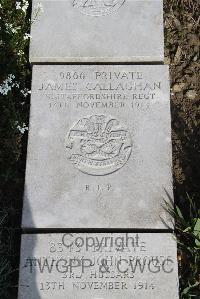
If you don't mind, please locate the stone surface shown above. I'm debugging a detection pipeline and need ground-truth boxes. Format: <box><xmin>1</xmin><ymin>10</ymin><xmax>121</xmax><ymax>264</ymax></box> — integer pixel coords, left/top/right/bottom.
<box><xmin>30</xmin><ymin>0</ymin><xmax>164</xmax><ymax>63</ymax></box>
<box><xmin>18</xmin><ymin>233</ymin><xmax>179</xmax><ymax>299</ymax></box>
<box><xmin>22</xmin><ymin>65</ymin><xmax>173</xmax><ymax>229</ymax></box>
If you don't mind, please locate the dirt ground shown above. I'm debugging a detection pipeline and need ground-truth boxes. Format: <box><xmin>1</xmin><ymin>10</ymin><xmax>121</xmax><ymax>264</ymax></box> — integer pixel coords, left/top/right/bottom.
<box><xmin>164</xmin><ymin>0</ymin><xmax>199</xmax><ymax>213</ymax></box>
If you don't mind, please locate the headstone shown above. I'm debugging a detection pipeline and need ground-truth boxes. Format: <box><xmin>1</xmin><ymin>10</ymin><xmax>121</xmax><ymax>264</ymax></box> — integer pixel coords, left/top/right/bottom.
<box><xmin>18</xmin><ymin>233</ymin><xmax>179</xmax><ymax>299</ymax></box>
<box><xmin>18</xmin><ymin>0</ymin><xmax>180</xmax><ymax>297</ymax></box>
<box><xmin>22</xmin><ymin>65</ymin><xmax>173</xmax><ymax>229</ymax></box>
<box><xmin>30</xmin><ymin>0</ymin><xmax>164</xmax><ymax>63</ymax></box>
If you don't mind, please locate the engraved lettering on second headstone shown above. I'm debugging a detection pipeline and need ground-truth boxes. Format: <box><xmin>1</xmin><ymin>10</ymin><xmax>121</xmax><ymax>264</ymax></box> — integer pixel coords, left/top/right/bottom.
<box><xmin>65</xmin><ymin>114</ymin><xmax>132</xmax><ymax>175</ymax></box>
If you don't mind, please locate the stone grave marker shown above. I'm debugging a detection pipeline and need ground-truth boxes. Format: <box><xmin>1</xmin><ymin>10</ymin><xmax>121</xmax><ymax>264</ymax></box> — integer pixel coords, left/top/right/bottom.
<box><xmin>22</xmin><ymin>65</ymin><xmax>173</xmax><ymax>229</ymax></box>
<box><xmin>30</xmin><ymin>0</ymin><xmax>164</xmax><ymax>63</ymax></box>
<box><xmin>18</xmin><ymin>233</ymin><xmax>179</xmax><ymax>299</ymax></box>
<box><xmin>18</xmin><ymin>0</ymin><xmax>180</xmax><ymax>298</ymax></box>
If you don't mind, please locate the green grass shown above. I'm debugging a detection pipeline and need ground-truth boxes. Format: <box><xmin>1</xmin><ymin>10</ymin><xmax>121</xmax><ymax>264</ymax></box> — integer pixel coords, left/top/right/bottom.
<box><xmin>165</xmin><ymin>194</ymin><xmax>200</xmax><ymax>298</ymax></box>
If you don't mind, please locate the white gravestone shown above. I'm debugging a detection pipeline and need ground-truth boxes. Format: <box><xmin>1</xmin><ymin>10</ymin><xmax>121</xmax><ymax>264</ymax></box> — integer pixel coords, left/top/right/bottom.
<box><xmin>18</xmin><ymin>233</ymin><xmax>179</xmax><ymax>299</ymax></box>
<box><xmin>30</xmin><ymin>0</ymin><xmax>164</xmax><ymax>63</ymax></box>
<box><xmin>22</xmin><ymin>65</ymin><xmax>173</xmax><ymax>229</ymax></box>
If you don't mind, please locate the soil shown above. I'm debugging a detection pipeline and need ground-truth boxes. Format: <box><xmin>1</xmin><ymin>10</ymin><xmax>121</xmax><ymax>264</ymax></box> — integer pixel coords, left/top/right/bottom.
<box><xmin>164</xmin><ymin>0</ymin><xmax>200</xmax><ymax>213</ymax></box>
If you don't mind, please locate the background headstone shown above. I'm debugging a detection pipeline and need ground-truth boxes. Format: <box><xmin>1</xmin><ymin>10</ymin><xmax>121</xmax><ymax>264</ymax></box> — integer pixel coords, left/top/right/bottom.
<box><xmin>30</xmin><ymin>0</ymin><xmax>164</xmax><ymax>62</ymax></box>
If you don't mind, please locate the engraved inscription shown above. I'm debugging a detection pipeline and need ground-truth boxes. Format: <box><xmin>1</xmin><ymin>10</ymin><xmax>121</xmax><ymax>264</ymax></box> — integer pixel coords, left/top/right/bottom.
<box><xmin>38</xmin><ymin>70</ymin><xmax>162</xmax><ymax>113</ymax></box>
<box><xmin>19</xmin><ymin>234</ymin><xmax>178</xmax><ymax>298</ymax></box>
<box><xmin>65</xmin><ymin>114</ymin><xmax>132</xmax><ymax>175</ymax></box>
<box><xmin>72</xmin><ymin>0</ymin><xmax>126</xmax><ymax>17</ymax></box>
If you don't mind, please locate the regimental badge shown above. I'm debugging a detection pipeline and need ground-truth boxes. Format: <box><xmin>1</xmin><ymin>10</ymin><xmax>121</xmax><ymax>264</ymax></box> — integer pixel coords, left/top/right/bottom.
<box><xmin>65</xmin><ymin>114</ymin><xmax>132</xmax><ymax>175</ymax></box>
<box><xmin>72</xmin><ymin>0</ymin><xmax>126</xmax><ymax>17</ymax></box>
